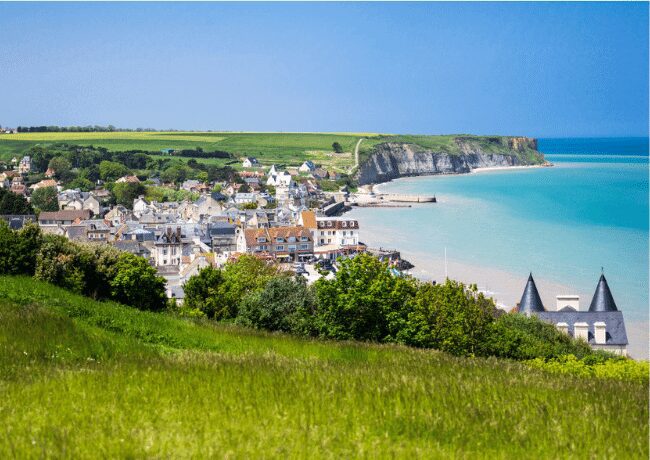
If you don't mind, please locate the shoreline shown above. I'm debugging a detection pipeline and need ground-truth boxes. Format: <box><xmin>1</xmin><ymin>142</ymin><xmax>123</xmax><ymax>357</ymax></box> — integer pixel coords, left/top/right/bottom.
<box><xmin>365</xmin><ymin>163</ymin><xmax>550</xmax><ymax>194</ymax></box>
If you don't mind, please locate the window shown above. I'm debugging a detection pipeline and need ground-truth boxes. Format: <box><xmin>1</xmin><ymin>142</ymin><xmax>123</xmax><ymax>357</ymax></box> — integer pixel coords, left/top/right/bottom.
<box><xmin>327</xmin><ymin>238</ymin><xmax>331</xmax><ymax>244</ymax></box>
<box><xmin>320</xmin><ymin>231</ymin><xmax>324</xmax><ymax>236</ymax></box>
<box><xmin>276</xmin><ymin>237</ymin><xmax>284</xmax><ymax>243</ymax></box>
<box><xmin>299</xmin><ymin>244</ymin><xmax>309</xmax><ymax>250</ymax></box>
<box><xmin>257</xmin><ymin>237</ymin><xmax>266</xmax><ymax>243</ymax></box>
<box><xmin>288</xmin><ymin>245</ymin><xmax>297</xmax><ymax>251</ymax></box>
<box><xmin>276</xmin><ymin>245</ymin><xmax>284</xmax><ymax>251</ymax></box>
<box><xmin>300</xmin><ymin>236</ymin><xmax>308</xmax><ymax>241</ymax></box>
<box><xmin>288</xmin><ymin>236</ymin><xmax>296</xmax><ymax>243</ymax></box>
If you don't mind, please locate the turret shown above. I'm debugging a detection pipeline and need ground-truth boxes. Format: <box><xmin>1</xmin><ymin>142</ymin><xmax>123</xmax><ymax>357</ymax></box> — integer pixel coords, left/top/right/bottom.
<box><xmin>518</xmin><ymin>273</ymin><xmax>545</xmax><ymax>314</ymax></box>
<box><xmin>588</xmin><ymin>274</ymin><xmax>618</xmax><ymax>312</ymax></box>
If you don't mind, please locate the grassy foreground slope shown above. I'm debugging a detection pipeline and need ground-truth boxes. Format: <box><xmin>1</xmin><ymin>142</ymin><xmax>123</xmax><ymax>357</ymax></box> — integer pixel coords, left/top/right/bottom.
<box><xmin>1</xmin><ymin>276</ymin><xmax>647</xmax><ymax>458</ymax></box>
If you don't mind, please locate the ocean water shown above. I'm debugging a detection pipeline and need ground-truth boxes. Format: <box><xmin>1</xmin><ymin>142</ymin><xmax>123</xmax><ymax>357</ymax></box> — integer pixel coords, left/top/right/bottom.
<box><xmin>348</xmin><ymin>137</ymin><xmax>649</xmax><ymax>357</ymax></box>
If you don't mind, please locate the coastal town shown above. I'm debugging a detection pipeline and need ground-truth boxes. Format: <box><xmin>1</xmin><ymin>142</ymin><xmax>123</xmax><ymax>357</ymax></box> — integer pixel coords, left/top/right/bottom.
<box><xmin>1</xmin><ymin>152</ymin><xmax>411</xmax><ymax>300</ymax></box>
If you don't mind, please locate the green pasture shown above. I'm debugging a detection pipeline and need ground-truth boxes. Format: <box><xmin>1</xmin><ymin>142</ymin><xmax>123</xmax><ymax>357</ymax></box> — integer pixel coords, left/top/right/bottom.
<box><xmin>0</xmin><ymin>276</ymin><xmax>647</xmax><ymax>458</ymax></box>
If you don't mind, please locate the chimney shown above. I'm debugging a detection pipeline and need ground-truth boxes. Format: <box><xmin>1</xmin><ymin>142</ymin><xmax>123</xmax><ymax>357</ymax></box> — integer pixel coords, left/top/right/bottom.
<box><xmin>594</xmin><ymin>322</ymin><xmax>607</xmax><ymax>344</ymax></box>
<box><xmin>573</xmin><ymin>322</ymin><xmax>589</xmax><ymax>342</ymax></box>
<box><xmin>556</xmin><ymin>322</ymin><xmax>569</xmax><ymax>335</ymax></box>
<box><xmin>556</xmin><ymin>295</ymin><xmax>580</xmax><ymax>311</ymax></box>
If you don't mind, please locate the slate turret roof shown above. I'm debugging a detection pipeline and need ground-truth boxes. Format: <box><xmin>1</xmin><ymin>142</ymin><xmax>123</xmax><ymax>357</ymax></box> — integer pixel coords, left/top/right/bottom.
<box><xmin>518</xmin><ymin>273</ymin><xmax>546</xmax><ymax>314</ymax></box>
<box><xmin>589</xmin><ymin>274</ymin><xmax>618</xmax><ymax>312</ymax></box>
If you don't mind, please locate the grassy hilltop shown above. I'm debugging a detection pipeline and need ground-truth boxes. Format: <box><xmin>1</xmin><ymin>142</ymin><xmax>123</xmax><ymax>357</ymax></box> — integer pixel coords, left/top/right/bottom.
<box><xmin>0</xmin><ymin>276</ymin><xmax>647</xmax><ymax>458</ymax></box>
<box><xmin>0</xmin><ymin>131</ymin><xmax>543</xmax><ymax>172</ymax></box>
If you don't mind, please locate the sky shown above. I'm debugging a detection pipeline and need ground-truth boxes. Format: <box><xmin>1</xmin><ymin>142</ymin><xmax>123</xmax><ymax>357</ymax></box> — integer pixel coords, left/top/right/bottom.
<box><xmin>0</xmin><ymin>2</ymin><xmax>648</xmax><ymax>137</ymax></box>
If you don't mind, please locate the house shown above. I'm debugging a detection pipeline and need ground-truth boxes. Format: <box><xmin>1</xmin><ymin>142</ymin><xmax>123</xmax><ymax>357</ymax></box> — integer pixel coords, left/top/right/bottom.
<box><xmin>0</xmin><ymin>214</ymin><xmax>36</xmax><ymax>230</ymax></box>
<box><xmin>10</xmin><ymin>176</ymin><xmax>26</xmax><ymax>196</ymax></box>
<box><xmin>242</xmin><ymin>157</ymin><xmax>259</xmax><ymax>168</ymax></box>
<box><xmin>181</xmin><ymin>180</ymin><xmax>202</xmax><ymax>192</ymax></box>
<box><xmin>298</xmin><ymin>161</ymin><xmax>316</xmax><ymax>173</ymax></box>
<box><xmin>268</xmin><ymin>165</ymin><xmax>278</xmax><ymax>176</ymax></box>
<box><xmin>266</xmin><ymin>171</ymin><xmax>293</xmax><ymax>187</ymax></box>
<box><xmin>516</xmin><ymin>273</ymin><xmax>628</xmax><ymax>356</ymax></box>
<box><xmin>238</xmin><ymin>226</ymin><xmax>313</xmax><ymax>262</ymax></box>
<box><xmin>207</xmin><ymin>222</ymin><xmax>238</xmax><ymax>253</ymax></box>
<box><xmin>152</xmin><ymin>227</ymin><xmax>191</xmax><ymax>267</ymax></box>
<box><xmin>30</xmin><ymin>179</ymin><xmax>58</xmax><ymax>191</ymax></box>
<box><xmin>105</xmin><ymin>205</ymin><xmax>132</xmax><ymax>226</ymax></box>
<box><xmin>116</xmin><ymin>175</ymin><xmax>140</xmax><ymax>184</ymax></box>
<box><xmin>234</xmin><ymin>193</ymin><xmax>257</xmax><ymax>205</ymax></box>
<box><xmin>45</xmin><ymin>167</ymin><xmax>56</xmax><ymax>178</ymax></box>
<box><xmin>18</xmin><ymin>156</ymin><xmax>31</xmax><ymax>174</ymax></box>
<box><xmin>312</xmin><ymin>168</ymin><xmax>328</xmax><ymax>180</ymax></box>
<box><xmin>38</xmin><ymin>209</ymin><xmax>92</xmax><ymax>226</ymax></box>
<box><xmin>188</xmin><ymin>193</ymin><xmax>224</xmax><ymax>220</ymax></box>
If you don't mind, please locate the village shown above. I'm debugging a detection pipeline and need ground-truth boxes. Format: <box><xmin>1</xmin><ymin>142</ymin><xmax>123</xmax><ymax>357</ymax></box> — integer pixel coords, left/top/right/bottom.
<box><xmin>1</xmin><ymin>153</ymin><xmax>410</xmax><ymax>302</ymax></box>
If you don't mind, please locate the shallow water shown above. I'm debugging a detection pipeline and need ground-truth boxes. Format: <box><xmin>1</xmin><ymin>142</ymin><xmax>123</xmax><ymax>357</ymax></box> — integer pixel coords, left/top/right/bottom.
<box><xmin>349</xmin><ymin>137</ymin><xmax>649</xmax><ymax>358</ymax></box>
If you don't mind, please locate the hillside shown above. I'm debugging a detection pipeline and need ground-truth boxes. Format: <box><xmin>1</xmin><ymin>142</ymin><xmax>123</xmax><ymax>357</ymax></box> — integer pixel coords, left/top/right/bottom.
<box><xmin>0</xmin><ymin>276</ymin><xmax>647</xmax><ymax>458</ymax></box>
<box><xmin>0</xmin><ymin>132</ymin><xmax>544</xmax><ymax>174</ymax></box>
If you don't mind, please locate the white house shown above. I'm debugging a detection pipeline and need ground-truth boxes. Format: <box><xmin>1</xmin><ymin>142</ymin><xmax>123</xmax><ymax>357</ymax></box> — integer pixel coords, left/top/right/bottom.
<box><xmin>242</xmin><ymin>157</ymin><xmax>259</xmax><ymax>168</ymax></box>
<box><xmin>298</xmin><ymin>160</ymin><xmax>316</xmax><ymax>173</ymax></box>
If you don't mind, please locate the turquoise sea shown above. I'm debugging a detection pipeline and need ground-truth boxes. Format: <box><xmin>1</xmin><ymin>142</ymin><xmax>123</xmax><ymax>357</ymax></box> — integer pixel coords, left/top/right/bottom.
<box><xmin>349</xmin><ymin>137</ymin><xmax>649</xmax><ymax>358</ymax></box>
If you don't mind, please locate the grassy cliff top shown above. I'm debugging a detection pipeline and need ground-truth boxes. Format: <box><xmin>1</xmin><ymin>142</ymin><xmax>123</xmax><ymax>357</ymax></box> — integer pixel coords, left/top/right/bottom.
<box><xmin>0</xmin><ymin>276</ymin><xmax>647</xmax><ymax>458</ymax></box>
<box><xmin>0</xmin><ymin>132</ymin><xmax>542</xmax><ymax>171</ymax></box>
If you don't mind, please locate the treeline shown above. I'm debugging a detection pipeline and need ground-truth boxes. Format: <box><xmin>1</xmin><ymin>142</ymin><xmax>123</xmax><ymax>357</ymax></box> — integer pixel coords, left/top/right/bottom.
<box><xmin>16</xmin><ymin>125</ymin><xmax>162</xmax><ymax>133</ymax></box>
<box><xmin>182</xmin><ymin>253</ymin><xmax>600</xmax><ymax>361</ymax></box>
<box><xmin>0</xmin><ymin>222</ymin><xmax>167</xmax><ymax>311</ymax></box>
<box><xmin>172</xmin><ymin>148</ymin><xmax>232</xmax><ymax>159</ymax></box>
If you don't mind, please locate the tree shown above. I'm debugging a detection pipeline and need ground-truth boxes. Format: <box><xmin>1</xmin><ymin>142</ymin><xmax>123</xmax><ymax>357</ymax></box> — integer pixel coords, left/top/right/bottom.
<box><xmin>99</xmin><ymin>160</ymin><xmax>129</xmax><ymax>182</ymax></box>
<box><xmin>11</xmin><ymin>223</ymin><xmax>44</xmax><ymax>276</ymax></box>
<box><xmin>30</xmin><ymin>186</ymin><xmax>59</xmax><ymax>213</ymax></box>
<box><xmin>113</xmin><ymin>182</ymin><xmax>146</xmax><ymax>208</ymax></box>
<box><xmin>35</xmin><ymin>235</ymin><xmax>91</xmax><ymax>294</ymax></box>
<box><xmin>401</xmin><ymin>280</ymin><xmax>498</xmax><ymax>356</ymax></box>
<box><xmin>67</xmin><ymin>177</ymin><xmax>94</xmax><ymax>192</ymax></box>
<box><xmin>183</xmin><ymin>266</ymin><xmax>224</xmax><ymax>318</ymax></box>
<box><xmin>110</xmin><ymin>252</ymin><xmax>166</xmax><ymax>311</ymax></box>
<box><xmin>216</xmin><ymin>255</ymin><xmax>286</xmax><ymax>320</ymax></box>
<box><xmin>0</xmin><ymin>188</ymin><xmax>33</xmax><ymax>215</ymax></box>
<box><xmin>237</xmin><ymin>276</ymin><xmax>316</xmax><ymax>335</ymax></box>
<box><xmin>313</xmin><ymin>253</ymin><xmax>418</xmax><ymax>341</ymax></box>
<box><xmin>47</xmin><ymin>157</ymin><xmax>72</xmax><ymax>179</ymax></box>
<box><xmin>332</xmin><ymin>142</ymin><xmax>343</xmax><ymax>153</ymax></box>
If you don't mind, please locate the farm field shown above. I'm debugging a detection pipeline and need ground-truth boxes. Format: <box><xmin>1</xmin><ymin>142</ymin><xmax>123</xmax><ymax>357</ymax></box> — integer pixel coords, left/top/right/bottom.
<box><xmin>0</xmin><ymin>132</ymin><xmax>382</xmax><ymax>171</ymax></box>
<box><xmin>0</xmin><ymin>276</ymin><xmax>647</xmax><ymax>458</ymax></box>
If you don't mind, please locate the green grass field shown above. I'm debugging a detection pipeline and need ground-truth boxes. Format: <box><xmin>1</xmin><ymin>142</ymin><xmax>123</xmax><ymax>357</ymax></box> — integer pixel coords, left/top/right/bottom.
<box><xmin>0</xmin><ymin>132</ymin><xmax>381</xmax><ymax>171</ymax></box>
<box><xmin>0</xmin><ymin>276</ymin><xmax>647</xmax><ymax>458</ymax></box>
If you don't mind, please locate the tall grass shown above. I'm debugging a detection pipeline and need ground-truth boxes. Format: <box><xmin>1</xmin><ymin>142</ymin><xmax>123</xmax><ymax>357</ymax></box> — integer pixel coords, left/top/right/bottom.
<box><xmin>0</xmin><ymin>276</ymin><xmax>647</xmax><ymax>458</ymax></box>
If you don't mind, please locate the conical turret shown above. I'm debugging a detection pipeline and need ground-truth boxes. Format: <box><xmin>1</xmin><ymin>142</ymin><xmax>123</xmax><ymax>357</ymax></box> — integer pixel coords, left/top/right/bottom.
<box><xmin>518</xmin><ymin>273</ymin><xmax>545</xmax><ymax>314</ymax></box>
<box><xmin>588</xmin><ymin>274</ymin><xmax>618</xmax><ymax>312</ymax></box>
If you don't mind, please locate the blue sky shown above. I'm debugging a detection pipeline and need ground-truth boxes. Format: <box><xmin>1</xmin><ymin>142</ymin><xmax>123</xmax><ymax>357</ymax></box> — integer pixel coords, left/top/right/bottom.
<box><xmin>0</xmin><ymin>2</ymin><xmax>647</xmax><ymax>137</ymax></box>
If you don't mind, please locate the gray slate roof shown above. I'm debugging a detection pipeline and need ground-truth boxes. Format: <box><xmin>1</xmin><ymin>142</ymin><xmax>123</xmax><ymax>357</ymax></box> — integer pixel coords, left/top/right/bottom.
<box><xmin>589</xmin><ymin>274</ymin><xmax>618</xmax><ymax>312</ymax></box>
<box><xmin>518</xmin><ymin>273</ymin><xmax>545</xmax><ymax>313</ymax></box>
<box><xmin>536</xmin><ymin>311</ymin><xmax>628</xmax><ymax>346</ymax></box>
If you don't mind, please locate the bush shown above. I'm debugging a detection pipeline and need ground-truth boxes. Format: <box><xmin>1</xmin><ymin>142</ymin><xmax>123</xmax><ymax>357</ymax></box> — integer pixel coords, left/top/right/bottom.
<box><xmin>237</xmin><ymin>276</ymin><xmax>316</xmax><ymax>335</ymax></box>
<box><xmin>313</xmin><ymin>253</ymin><xmax>417</xmax><ymax>341</ymax></box>
<box><xmin>480</xmin><ymin>313</ymin><xmax>593</xmax><ymax>360</ymax></box>
<box><xmin>0</xmin><ymin>188</ymin><xmax>33</xmax><ymax>215</ymax></box>
<box><xmin>183</xmin><ymin>266</ymin><xmax>224</xmax><ymax>318</ymax></box>
<box><xmin>526</xmin><ymin>354</ymin><xmax>649</xmax><ymax>383</ymax></box>
<box><xmin>0</xmin><ymin>222</ymin><xmax>43</xmax><ymax>276</ymax></box>
<box><xmin>110</xmin><ymin>252</ymin><xmax>166</xmax><ymax>311</ymax></box>
<box><xmin>35</xmin><ymin>235</ymin><xmax>92</xmax><ymax>294</ymax></box>
<box><xmin>398</xmin><ymin>280</ymin><xmax>498</xmax><ymax>356</ymax></box>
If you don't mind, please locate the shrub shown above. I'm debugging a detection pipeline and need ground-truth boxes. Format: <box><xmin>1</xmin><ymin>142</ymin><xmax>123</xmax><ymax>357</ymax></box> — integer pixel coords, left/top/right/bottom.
<box><xmin>314</xmin><ymin>253</ymin><xmax>418</xmax><ymax>341</ymax></box>
<box><xmin>480</xmin><ymin>313</ymin><xmax>593</xmax><ymax>360</ymax></box>
<box><xmin>183</xmin><ymin>266</ymin><xmax>224</xmax><ymax>318</ymax></box>
<box><xmin>110</xmin><ymin>252</ymin><xmax>166</xmax><ymax>311</ymax></box>
<box><xmin>526</xmin><ymin>354</ymin><xmax>649</xmax><ymax>383</ymax></box>
<box><xmin>237</xmin><ymin>276</ymin><xmax>316</xmax><ymax>334</ymax></box>
<box><xmin>399</xmin><ymin>280</ymin><xmax>498</xmax><ymax>356</ymax></box>
<box><xmin>35</xmin><ymin>235</ymin><xmax>92</xmax><ymax>294</ymax></box>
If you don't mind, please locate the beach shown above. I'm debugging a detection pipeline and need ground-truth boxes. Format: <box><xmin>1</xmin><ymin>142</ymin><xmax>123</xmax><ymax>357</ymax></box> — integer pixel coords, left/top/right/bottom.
<box><xmin>348</xmin><ymin>140</ymin><xmax>649</xmax><ymax>359</ymax></box>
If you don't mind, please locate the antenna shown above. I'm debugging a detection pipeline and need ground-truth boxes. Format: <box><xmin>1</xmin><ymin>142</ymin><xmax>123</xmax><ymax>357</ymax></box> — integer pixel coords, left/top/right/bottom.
<box><xmin>444</xmin><ymin>247</ymin><xmax>448</xmax><ymax>279</ymax></box>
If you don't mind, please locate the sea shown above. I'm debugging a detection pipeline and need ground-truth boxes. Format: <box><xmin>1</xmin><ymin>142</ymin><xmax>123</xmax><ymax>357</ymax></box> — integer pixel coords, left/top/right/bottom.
<box><xmin>348</xmin><ymin>137</ymin><xmax>649</xmax><ymax>358</ymax></box>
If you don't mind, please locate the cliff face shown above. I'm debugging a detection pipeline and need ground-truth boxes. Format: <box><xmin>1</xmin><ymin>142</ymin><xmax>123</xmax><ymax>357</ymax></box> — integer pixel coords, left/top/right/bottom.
<box><xmin>357</xmin><ymin>137</ymin><xmax>543</xmax><ymax>185</ymax></box>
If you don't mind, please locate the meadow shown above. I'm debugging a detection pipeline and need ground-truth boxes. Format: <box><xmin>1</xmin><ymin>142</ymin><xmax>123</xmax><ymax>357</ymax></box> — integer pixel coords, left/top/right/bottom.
<box><xmin>0</xmin><ymin>132</ymin><xmax>381</xmax><ymax>171</ymax></box>
<box><xmin>0</xmin><ymin>276</ymin><xmax>647</xmax><ymax>458</ymax></box>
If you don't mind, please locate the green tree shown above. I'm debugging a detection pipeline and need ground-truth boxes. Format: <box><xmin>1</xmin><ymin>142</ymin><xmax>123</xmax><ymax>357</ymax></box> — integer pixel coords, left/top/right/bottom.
<box><xmin>67</xmin><ymin>177</ymin><xmax>94</xmax><ymax>192</ymax></box>
<box><xmin>332</xmin><ymin>142</ymin><xmax>343</xmax><ymax>153</ymax></box>
<box><xmin>47</xmin><ymin>157</ymin><xmax>72</xmax><ymax>179</ymax></box>
<box><xmin>35</xmin><ymin>235</ymin><xmax>91</xmax><ymax>294</ymax></box>
<box><xmin>110</xmin><ymin>252</ymin><xmax>166</xmax><ymax>311</ymax></box>
<box><xmin>237</xmin><ymin>276</ymin><xmax>316</xmax><ymax>335</ymax></box>
<box><xmin>30</xmin><ymin>186</ymin><xmax>59</xmax><ymax>212</ymax></box>
<box><xmin>99</xmin><ymin>160</ymin><xmax>129</xmax><ymax>182</ymax></box>
<box><xmin>183</xmin><ymin>266</ymin><xmax>224</xmax><ymax>318</ymax></box>
<box><xmin>11</xmin><ymin>223</ymin><xmax>44</xmax><ymax>276</ymax></box>
<box><xmin>113</xmin><ymin>182</ymin><xmax>146</xmax><ymax>208</ymax></box>
<box><xmin>313</xmin><ymin>253</ymin><xmax>418</xmax><ymax>341</ymax></box>
<box><xmin>216</xmin><ymin>255</ymin><xmax>285</xmax><ymax>320</ymax></box>
<box><xmin>401</xmin><ymin>280</ymin><xmax>498</xmax><ymax>356</ymax></box>
<box><xmin>0</xmin><ymin>188</ymin><xmax>33</xmax><ymax>215</ymax></box>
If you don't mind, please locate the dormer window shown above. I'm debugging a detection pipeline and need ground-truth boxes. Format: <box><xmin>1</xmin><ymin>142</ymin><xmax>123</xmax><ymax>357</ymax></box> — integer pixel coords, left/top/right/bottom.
<box><xmin>327</xmin><ymin>221</ymin><xmax>332</xmax><ymax>227</ymax></box>
<box><xmin>288</xmin><ymin>236</ymin><xmax>296</xmax><ymax>243</ymax></box>
<box><xmin>276</xmin><ymin>237</ymin><xmax>284</xmax><ymax>243</ymax></box>
<box><xmin>342</xmin><ymin>221</ymin><xmax>347</xmax><ymax>228</ymax></box>
<box><xmin>300</xmin><ymin>236</ymin><xmax>308</xmax><ymax>241</ymax></box>
<box><xmin>257</xmin><ymin>237</ymin><xmax>266</xmax><ymax>243</ymax></box>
